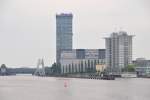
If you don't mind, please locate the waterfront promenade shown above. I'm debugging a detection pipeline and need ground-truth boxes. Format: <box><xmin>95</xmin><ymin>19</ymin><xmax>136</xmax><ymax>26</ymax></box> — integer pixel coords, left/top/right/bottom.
<box><xmin>0</xmin><ymin>76</ymin><xmax>150</xmax><ymax>100</ymax></box>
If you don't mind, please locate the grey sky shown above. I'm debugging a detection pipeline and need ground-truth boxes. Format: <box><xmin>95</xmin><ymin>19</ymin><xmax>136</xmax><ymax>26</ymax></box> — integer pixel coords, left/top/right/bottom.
<box><xmin>0</xmin><ymin>0</ymin><xmax>150</xmax><ymax>67</ymax></box>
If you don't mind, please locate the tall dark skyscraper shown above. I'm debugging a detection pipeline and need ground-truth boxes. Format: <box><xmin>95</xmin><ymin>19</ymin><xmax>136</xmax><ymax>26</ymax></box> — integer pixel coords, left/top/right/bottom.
<box><xmin>56</xmin><ymin>13</ymin><xmax>73</xmax><ymax>63</ymax></box>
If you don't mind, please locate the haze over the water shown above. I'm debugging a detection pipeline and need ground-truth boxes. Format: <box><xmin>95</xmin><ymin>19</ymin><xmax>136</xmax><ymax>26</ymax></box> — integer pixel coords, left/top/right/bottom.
<box><xmin>0</xmin><ymin>0</ymin><xmax>150</xmax><ymax>67</ymax></box>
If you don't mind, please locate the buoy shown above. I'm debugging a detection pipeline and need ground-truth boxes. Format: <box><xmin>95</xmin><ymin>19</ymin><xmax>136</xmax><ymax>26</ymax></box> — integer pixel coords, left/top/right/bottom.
<box><xmin>64</xmin><ymin>81</ymin><xmax>67</xmax><ymax>88</ymax></box>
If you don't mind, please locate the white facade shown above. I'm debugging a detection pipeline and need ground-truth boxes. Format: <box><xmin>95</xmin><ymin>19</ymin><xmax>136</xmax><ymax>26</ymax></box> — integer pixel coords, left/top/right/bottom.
<box><xmin>60</xmin><ymin>49</ymin><xmax>105</xmax><ymax>74</ymax></box>
<box><xmin>105</xmin><ymin>31</ymin><xmax>133</xmax><ymax>73</ymax></box>
<box><xmin>85</xmin><ymin>49</ymin><xmax>99</xmax><ymax>59</ymax></box>
<box><xmin>61</xmin><ymin>49</ymin><xmax>76</xmax><ymax>60</ymax></box>
<box><xmin>61</xmin><ymin>59</ymin><xmax>105</xmax><ymax>74</ymax></box>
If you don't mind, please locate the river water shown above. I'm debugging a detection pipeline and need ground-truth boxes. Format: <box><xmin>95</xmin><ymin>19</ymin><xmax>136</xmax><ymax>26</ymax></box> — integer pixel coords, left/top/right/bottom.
<box><xmin>0</xmin><ymin>76</ymin><xmax>150</xmax><ymax>100</ymax></box>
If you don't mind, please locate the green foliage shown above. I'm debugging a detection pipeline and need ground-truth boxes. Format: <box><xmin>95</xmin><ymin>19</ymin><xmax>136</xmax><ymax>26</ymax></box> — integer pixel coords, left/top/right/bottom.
<box><xmin>51</xmin><ymin>62</ymin><xmax>61</xmax><ymax>74</ymax></box>
<box><xmin>1</xmin><ymin>64</ymin><xmax>7</xmax><ymax>68</ymax></box>
<box><xmin>45</xmin><ymin>67</ymin><xmax>52</xmax><ymax>76</ymax></box>
<box><xmin>122</xmin><ymin>64</ymin><xmax>136</xmax><ymax>72</ymax></box>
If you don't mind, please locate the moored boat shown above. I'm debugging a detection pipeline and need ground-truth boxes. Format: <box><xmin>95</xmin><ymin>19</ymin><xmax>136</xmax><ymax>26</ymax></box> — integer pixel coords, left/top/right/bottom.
<box><xmin>121</xmin><ymin>72</ymin><xmax>137</xmax><ymax>78</ymax></box>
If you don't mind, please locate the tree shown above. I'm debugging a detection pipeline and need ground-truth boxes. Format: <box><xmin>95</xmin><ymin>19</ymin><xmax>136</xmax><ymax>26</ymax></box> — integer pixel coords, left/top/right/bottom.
<box><xmin>0</xmin><ymin>64</ymin><xmax>7</xmax><ymax>75</ymax></box>
<box><xmin>122</xmin><ymin>64</ymin><xmax>136</xmax><ymax>72</ymax></box>
<box><xmin>45</xmin><ymin>67</ymin><xmax>52</xmax><ymax>76</ymax></box>
<box><xmin>1</xmin><ymin>64</ymin><xmax>6</xmax><ymax>68</ymax></box>
<box><xmin>51</xmin><ymin>62</ymin><xmax>61</xmax><ymax>74</ymax></box>
<box><xmin>127</xmin><ymin>64</ymin><xmax>136</xmax><ymax>72</ymax></box>
<box><xmin>51</xmin><ymin>62</ymin><xmax>57</xmax><ymax>73</ymax></box>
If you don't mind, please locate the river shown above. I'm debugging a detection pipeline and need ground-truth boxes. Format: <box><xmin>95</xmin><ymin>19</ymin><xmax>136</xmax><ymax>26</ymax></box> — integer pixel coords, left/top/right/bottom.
<box><xmin>0</xmin><ymin>76</ymin><xmax>150</xmax><ymax>100</ymax></box>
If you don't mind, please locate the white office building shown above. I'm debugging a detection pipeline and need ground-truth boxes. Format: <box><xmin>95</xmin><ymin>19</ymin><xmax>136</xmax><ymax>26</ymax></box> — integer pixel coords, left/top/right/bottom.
<box><xmin>105</xmin><ymin>31</ymin><xmax>134</xmax><ymax>74</ymax></box>
<box><xmin>60</xmin><ymin>49</ymin><xmax>105</xmax><ymax>74</ymax></box>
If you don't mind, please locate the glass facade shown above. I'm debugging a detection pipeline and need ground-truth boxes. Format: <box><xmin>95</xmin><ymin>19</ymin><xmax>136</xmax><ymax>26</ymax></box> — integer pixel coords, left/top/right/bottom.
<box><xmin>56</xmin><ymin>13</ymin><xmax>73</xmax><ymax>63</ymax></box>
<box><xmin>76</xmin><ymin>49</ymin><xmax>85</xmax><ymax>59</ymax></box>
<box><xmin>60</xmin><ymin>49</ymin><xmax>106</xmax><ymax>74</ymax></box>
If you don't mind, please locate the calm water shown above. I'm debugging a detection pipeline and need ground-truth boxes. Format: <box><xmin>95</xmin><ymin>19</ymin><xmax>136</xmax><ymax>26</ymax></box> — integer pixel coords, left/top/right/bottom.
<box><xmin>0</xmin><ymin>76</ymin><xmax>150</xmax><ymax>100</ymax></box>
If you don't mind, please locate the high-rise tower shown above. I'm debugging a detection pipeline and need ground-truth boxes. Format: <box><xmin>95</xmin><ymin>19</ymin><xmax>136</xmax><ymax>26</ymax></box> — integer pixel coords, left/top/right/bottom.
<box><xmin>105</xmin><ymin>31</ymin><xmax>133</xmax><ymax>74</ymax></box>
<box><xmin>56</xmin><ymin>13</ymin><xmax>73</xmax><ymax>63</ymax></box>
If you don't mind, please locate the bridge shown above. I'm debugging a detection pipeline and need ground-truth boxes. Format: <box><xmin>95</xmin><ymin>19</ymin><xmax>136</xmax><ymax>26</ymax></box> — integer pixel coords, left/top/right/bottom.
<box><xmin>0</xmin><ymin>59</ymin><xmax>47</xmax><ymax>76</ymax></box>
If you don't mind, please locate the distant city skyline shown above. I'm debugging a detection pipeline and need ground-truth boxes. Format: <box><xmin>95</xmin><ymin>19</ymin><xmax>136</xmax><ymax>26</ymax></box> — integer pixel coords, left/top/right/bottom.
<box><xmin>0</xmin><ymin>0</ymin><xmax>150</xmax><ymax>67</ymax></box>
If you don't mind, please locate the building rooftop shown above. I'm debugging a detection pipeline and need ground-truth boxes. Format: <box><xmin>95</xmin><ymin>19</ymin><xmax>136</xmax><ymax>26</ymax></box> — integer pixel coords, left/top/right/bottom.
<box><xmin>56</xmin><ymin>13</ymin><xmax>73</xmax><ymax>17</ymax></box>
<box><xmin>104</xmin><ymin>31</ymin><xmax>134</xmax><ymax>39</ymax></box>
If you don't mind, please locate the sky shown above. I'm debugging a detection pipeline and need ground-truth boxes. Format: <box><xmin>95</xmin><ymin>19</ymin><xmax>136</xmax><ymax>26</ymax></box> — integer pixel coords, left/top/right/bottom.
<box><xmin>0</xmin><ymin>0</ymin><xmax>150</xmax><ymax>68</ymax></box>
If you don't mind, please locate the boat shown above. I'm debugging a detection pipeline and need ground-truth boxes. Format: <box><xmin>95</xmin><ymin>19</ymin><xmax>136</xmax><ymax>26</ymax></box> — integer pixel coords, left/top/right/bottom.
<box><xmin>121</xmin><ymin>72</ymin><xmax>137</xmax><ymax>78</ymax></box>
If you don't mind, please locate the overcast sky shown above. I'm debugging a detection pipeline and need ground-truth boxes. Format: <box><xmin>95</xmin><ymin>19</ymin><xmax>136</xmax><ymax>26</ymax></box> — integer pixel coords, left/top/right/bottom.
<box><xmin>0</xmin><ymin>0</ymin><xmax>150</xmax><ymax>67</ymax></box>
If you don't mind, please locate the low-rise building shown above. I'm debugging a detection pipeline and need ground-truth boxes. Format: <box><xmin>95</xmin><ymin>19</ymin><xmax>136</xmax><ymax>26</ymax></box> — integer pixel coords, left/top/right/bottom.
<box><xmin>133</xmin><ymin>58</ymin><xmax>150</xmax><ymax>76</ymax></box>
<box><xmin>60</xmin><ymin>49</ymin><xmax>105</xmax><ymax>74</ymax></box>
<box><xmin>96</xmin><ymin>64</ymin><xmax>106</xmax><ymax>73</ymax></box>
